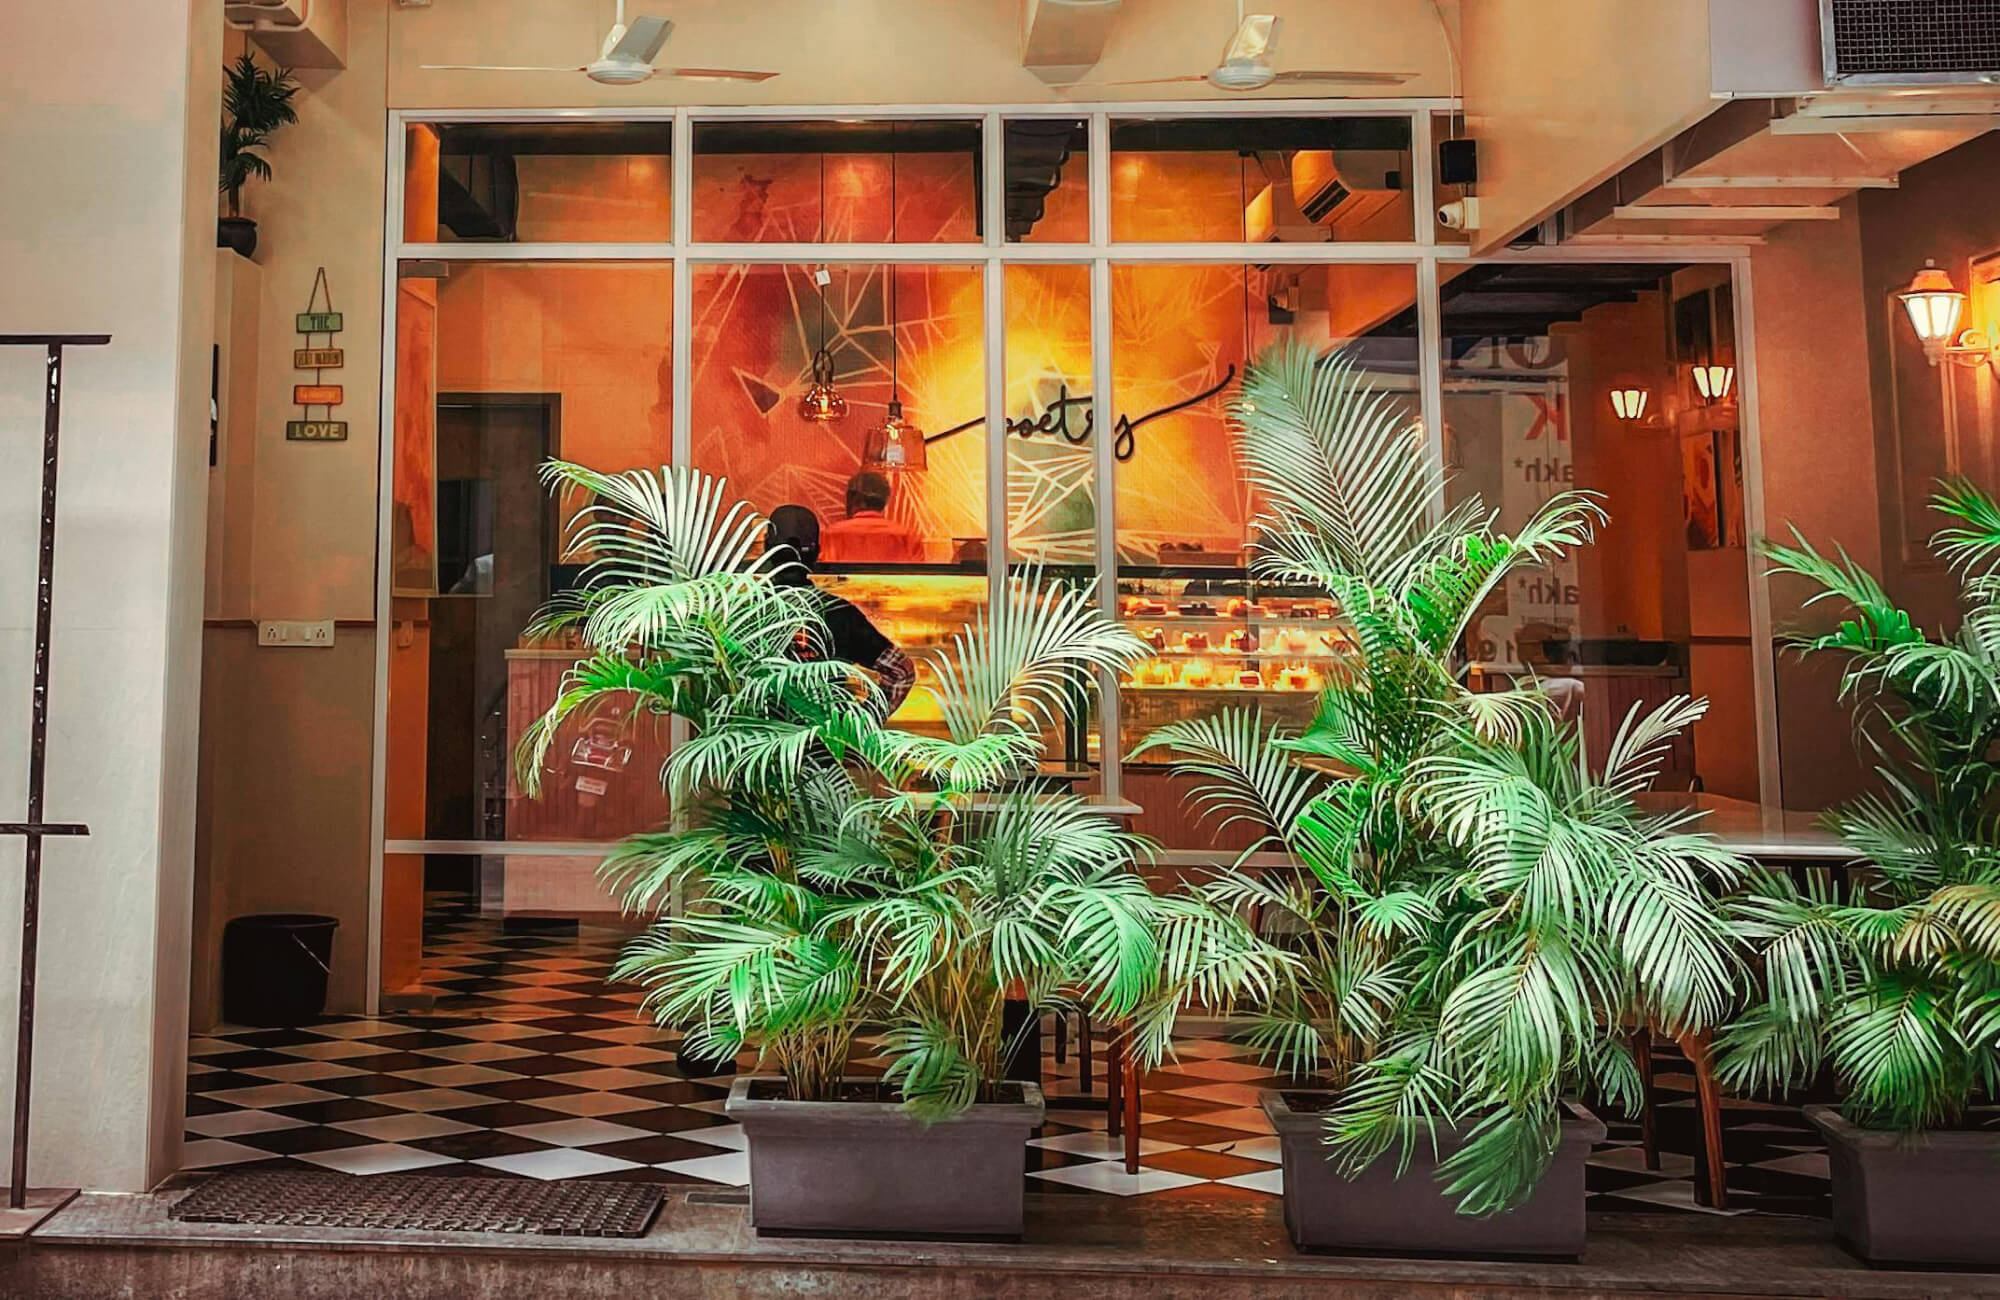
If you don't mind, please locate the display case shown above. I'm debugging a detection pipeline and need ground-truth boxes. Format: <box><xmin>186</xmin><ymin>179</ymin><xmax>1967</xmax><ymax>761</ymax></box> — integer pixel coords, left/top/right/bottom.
<box><xmin>818</xmin><ymin>566</ymin><xmax>1100</xmax><ymax>780</ymax></box>
<box><xmin>1115</xmin><ymin>566</ymin><xmax>1352</xmax><ymax>756</ymax></box>
<box><xmin>811</xmin><ymin>567</ymin><xmax>985</xmax><ymax>741</ymax></box>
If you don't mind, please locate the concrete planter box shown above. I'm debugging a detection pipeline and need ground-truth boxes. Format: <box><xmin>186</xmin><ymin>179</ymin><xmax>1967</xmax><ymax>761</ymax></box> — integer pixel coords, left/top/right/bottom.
<box><xmin>1263</xmin><ymin>1091</ymin><xmax>1604</xmax><ymax>1259</ymax></box>
<box><xmin>1807</xmin><ymin>1104</ymin><xmax>2000</xmax><ymax>1267</ymax></box>
<box><xmin>726</xmin><ymin>1076</ymin><xmax>1045</xmax><ymax>1239</ymax></box>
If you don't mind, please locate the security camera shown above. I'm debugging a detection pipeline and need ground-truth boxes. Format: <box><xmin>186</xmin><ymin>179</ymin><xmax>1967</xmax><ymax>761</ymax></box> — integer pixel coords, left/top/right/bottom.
<box><xmin>1437</xmin><ymin>198</ymin><xmax>1480</xmax><ymax>231</ymax></box>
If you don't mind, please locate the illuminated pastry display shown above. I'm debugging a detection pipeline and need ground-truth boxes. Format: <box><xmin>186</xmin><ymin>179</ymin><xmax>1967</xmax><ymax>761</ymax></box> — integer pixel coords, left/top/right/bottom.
<box><xmin>1117</xmin><ymin>572</ymin><xmax>1341</xmax><ymax>752</ymax></box>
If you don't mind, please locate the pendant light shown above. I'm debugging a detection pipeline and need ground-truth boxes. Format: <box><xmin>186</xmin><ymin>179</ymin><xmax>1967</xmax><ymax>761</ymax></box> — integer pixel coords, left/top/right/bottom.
<box><xmin>797</xmin><ymin>152</ymin><xmax>847</xmax><ymax>423</ymax></box>
<box><xmin>863</xmin><ymin>149</ymin><xmax>926</xmax><ymax>474</ymax></box>
<box><xmin>798</xmin><ymin>267</ymin><xmax>848</xmax><ymax>424</ymax></box>
<box><xmin>862</xmin><ymin>264</ymin><xmax>928</xmax><ymax>473</ymax></box>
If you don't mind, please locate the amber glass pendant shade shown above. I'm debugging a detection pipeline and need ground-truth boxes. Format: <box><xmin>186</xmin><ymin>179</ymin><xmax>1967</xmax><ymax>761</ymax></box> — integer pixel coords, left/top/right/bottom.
<box><xmin>862</xmin><ymin>399</ymin><xmax>927</xmax><ymax>473</ymax></box>
<box><xmin>798</xmin><ymin>346</ymin><xmax>848</xmax><ymax>423</ymax></box>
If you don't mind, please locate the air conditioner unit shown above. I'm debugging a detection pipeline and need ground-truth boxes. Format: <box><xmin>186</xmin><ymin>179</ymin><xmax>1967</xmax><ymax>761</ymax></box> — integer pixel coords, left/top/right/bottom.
<box><xmin>1820</xmin><ymin>0</ymin><xmax>2000</xmax><ymax>86</ymax></box>
<box><xmin>224</xmin><ymin>0</ymin><xmax>346</xmax><ymax>69</ymax></box>
<box><xmin>1288</xmin><ymin>149</ymin><xmax>1402</xmax><ymax>229</ymax></box>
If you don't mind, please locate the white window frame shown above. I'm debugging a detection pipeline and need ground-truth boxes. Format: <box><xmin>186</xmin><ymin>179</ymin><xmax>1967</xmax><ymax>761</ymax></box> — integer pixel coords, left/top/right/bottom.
<box><xmin>367</xmin><ymin>101</ymin><xmax>1775</xmax><ymax>1010</ymax></box>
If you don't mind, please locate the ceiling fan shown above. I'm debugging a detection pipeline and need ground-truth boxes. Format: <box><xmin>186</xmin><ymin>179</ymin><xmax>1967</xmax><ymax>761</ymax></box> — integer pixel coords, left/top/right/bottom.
<box><xmin>422</xmin><ymin>1</ymin><xmax>776</xmax><ymax>86</ymax></box>
<box><xmin>1066</xmin><ymin>4</ymin><xmax>1412</xmax><ymax>92</ymax></box>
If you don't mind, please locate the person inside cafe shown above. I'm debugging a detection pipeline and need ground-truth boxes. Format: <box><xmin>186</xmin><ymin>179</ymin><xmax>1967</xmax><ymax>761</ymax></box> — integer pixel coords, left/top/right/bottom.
<box><xmin>818</xmin><ymin>469</ymin><xmax>926</xmax><ymax>565</ymax></box>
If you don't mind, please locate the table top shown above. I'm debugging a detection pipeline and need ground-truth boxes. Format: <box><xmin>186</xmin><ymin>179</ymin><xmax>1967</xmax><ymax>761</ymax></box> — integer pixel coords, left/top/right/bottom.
<box><xmin>1634</xmin><ymin>792</ymin><xmax>1855</xmax><ymax>860</ymax></box>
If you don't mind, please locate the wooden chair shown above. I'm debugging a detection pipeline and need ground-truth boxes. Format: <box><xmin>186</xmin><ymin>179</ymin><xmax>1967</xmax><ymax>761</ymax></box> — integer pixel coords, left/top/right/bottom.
<box><xmin>1632</xmin><ymin>1026</ymin><xmax>1729</xmax><ymax>1209</ymax></box>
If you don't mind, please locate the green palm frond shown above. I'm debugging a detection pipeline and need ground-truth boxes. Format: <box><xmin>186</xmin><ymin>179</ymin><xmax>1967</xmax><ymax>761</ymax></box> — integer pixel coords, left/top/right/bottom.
<box><xmin>545</xmin><ymin>460</ymin><xmax>772</xmax><ymax>586</ymax></box>
<box><xmin>1231</xmin><ymin>341</ymin><xmax>1441</xmax><ymax>595</ymax></box>
<box><xmin>1930</xmin><ymin>477</ymin><xmax>2000</xmax><ymax>577</ymax></box>
<box><xmin>928</xmin><ymin>569</ymin><xmax>1147</xmax><ymax>751</ymax></box>
<box><xmin>1127</xmin><ymin>707</ymin><xmax>1326</xmax><ymax>853</ymax></box>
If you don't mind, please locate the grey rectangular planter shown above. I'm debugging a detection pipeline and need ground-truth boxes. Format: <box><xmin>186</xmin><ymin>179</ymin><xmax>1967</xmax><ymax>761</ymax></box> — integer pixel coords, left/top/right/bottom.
<box><xmin>726</xmin><ymin>1075</ymin><xmax>1045</xmax><ymax>1239</ymax></box>
<box><xmin>1263</xmin><ymin>1091</ymin><xmax>1605</xmax><ymax>1259</ymax></box>
<box><xmin>1807</xmin><ymin>1104</ymin><xmax>2000</xmax><ymax>1267</ymax></box>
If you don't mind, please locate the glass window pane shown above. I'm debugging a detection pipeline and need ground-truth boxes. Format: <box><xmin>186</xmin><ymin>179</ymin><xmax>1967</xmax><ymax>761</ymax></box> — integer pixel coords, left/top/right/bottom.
<box><xmin>403</xmin><ymin>122</ymin><xmax>672</xmax><ymax>243</ymax></box>
<box><xmin>1110</xmin><ymin>115</ymin><xmax>1414</xmax><ymax>243</ymax></box>
<box><xmin>1439</xmin><ymin>261</ymin><xmax>1757</xmax><ymax>802</ymax></box>
<box><xmin>1003</xmin><ymin>262</ymin><xmax>1102</xmax><ymax>787</ymax></box>
<box><xmin>1005</xmin><ymin>119</ymin><xmax>1089</xmax><ymax>243</ymax></box>
<box><xmin>689</xmin><ymin>262</ymin><xmax>986</xmax><ymax>559</ymax></box>
<box><xmin>1114</xmin><ymin>262</ymin><xmax>1420</xmax><ymax>849</ymax></box>
<box><xmin>691</xmin><ymin>120</ymin><xmax>982</xmax><ymax>243</ymax></box>
<box><xmin>386</xmin><ymin>260</ymin><xmax>675</xmax><ymax>858</ymax></box>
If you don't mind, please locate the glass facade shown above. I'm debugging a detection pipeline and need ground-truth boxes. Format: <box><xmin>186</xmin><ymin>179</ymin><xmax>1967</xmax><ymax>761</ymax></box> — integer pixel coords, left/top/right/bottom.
<box><xmin>385</xmin><ymin>112</ymin><xmax>1767</xmax><ymax>883</ymax></box>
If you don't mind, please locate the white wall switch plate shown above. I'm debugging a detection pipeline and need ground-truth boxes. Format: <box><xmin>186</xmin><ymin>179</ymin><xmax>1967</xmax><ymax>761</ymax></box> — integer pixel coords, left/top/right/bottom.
<box><xmin>257</xmin><ymin>620</ymin><xmax>336</xmax><ymax>648</ymax></box>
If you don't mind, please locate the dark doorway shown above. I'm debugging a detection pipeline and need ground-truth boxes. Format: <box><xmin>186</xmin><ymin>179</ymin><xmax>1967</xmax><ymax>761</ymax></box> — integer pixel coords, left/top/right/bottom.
<box><xmin>424</xmin><ymin>394</ymin><xmax>558</xmax><ymax>894</ymax></box>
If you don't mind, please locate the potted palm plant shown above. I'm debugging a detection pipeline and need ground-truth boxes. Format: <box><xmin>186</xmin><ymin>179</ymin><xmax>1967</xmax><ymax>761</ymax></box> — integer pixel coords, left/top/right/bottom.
<box><xmin>518</xmin><ymin>462</ymin><xmax>1167</xmax><ymax>1240</ymax></box>
<box><xmin>218</xmin><ymin>52</ymin><xmax>299</xmax><ymax>257</ymax></box>
<box><xmin>1719</xmin><ymin>481</ymin><xmax>2000</xmax><ymax>1268</ymax></box>
<box><xmin>1136</xmin><ymin>342</ymin><xmax>1747</xmax><ymax>1258</ymax></box>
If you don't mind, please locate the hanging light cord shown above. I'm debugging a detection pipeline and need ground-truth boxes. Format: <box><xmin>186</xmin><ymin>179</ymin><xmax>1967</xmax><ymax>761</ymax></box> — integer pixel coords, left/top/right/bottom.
<box><xmin>889</xmin><ymin>142</ymin><xmax>900</xmax><ymax>408</ymax></box>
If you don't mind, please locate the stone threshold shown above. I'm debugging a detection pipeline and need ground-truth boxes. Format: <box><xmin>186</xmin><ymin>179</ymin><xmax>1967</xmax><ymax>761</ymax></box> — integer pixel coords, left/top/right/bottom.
<box><xmin>3</xmin><ymin>1184</ymin><xmax>1993</xmax><ymax>1300</ymax></box>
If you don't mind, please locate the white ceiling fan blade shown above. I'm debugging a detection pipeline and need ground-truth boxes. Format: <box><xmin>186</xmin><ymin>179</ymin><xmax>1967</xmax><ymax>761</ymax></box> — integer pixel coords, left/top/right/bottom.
<box><xmin>610</xmin><ymin>15</ymin><xmax>673</xmax><ymax>64</ymax></box>
<box><xmin>1221</xmin><ymin>14</ymin><xmax>1281</xmax><ymax>64</ymax></box>
<box><xmin>420</xmin><ymin>64</ymin><xmax>588</xmax><ymax>72</ymax></box>
<box><xmin>1270</xmin><ymin>69</ymin><xmax>1414</xmax><ymax>85</ymax></box>
<box><xmin>1062</xmin><ymin>73</ymin><xmax>1209</xmax><ymax>88</ymax></box>
<box><xmin>666</xmin><ymin>67</ymin><xmax>780</xmax><ymax>82</ymax></box>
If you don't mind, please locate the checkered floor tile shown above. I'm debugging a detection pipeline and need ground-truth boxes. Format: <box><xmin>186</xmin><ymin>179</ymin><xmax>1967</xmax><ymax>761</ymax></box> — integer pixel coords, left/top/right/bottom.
<box><xmin>182</xmin><ymin>893</ymin><xmax>1830</xmax><ymax>1214</ymax></box>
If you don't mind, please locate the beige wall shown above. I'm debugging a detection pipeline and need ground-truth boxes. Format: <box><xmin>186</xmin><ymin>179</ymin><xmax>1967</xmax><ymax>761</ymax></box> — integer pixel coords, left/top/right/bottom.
<box><xmin>0</xmin><ymin>0</ymin><xmax>220</xmax><ymax>1191</ymax></box>
<box><xmin>389</xmin><ymin>0</ymin><xmax>1457</xmax><ymax>109</ymax></box>
<box><xmin>1855</xmin><ymin>131</ymin><xmax>2000</xmax><ymax>631</ymax></box>
<box><xmin>193</xmin><ymin>0</ymin><xmax>390</xmax><ymax>1023</ymax></box>
<box><xmin>1463</xmin><ymin>0</ymin><xmax>1714</xmax><ymax>253</ymax></box>
<box><xmin>1749</xmin><ymin>199</ymin><xmax>1884</xmax><ymax>812</ymax></box>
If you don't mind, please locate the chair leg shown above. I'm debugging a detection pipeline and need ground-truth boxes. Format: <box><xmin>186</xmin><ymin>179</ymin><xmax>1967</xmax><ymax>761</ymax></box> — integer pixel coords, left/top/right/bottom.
<box><xmin>1054</xmin><ymin>1010</ymin><xmax>1068</xmax><ymax>1067</ymax></box>
<box><xmin>1681</xmin><ymin>1031</ymin><xmax>1730</xmax><ymax>1210</ymax></box>
<box><xmin>1078</xmin><ymin>1009</ymin><xmax>1093</xmax><ymax>1093</ymax></box>
<box><xmin>1105</xmin><ymin>1029</ymin><xmax>1123</xmax><ymax>1139</ymax></box>
<box><xmin>1631</xmin><ymin>1028</ymin><xmax>1659</xmax><ymax>1172</ymax></box>
<box><xmin>1122</xmin><ymin>1044</ymin><xmax>1142</xmax><ymax>1174</ymax></box>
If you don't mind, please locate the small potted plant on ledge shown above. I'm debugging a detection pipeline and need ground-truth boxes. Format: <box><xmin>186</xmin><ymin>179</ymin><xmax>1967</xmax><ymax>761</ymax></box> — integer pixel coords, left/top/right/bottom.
<box><xmin>1720</xmin><ymin>482</ymin><xmax>2000</xmax><ymax>1269</ymax></box>
<box><xmin>218</xmin><ymin>51</ymin><xmax>298</xmax><ymax>257</ymax></box>
<box><xmin>1136</xmin><ymin>342</ymin><xmax>1748</xmax><ymax>1258</ymax></box>
<box><xmin>518</xmin><ymin>462</ymin><xmax>1165</xmax><ymax>1240</ymax></box>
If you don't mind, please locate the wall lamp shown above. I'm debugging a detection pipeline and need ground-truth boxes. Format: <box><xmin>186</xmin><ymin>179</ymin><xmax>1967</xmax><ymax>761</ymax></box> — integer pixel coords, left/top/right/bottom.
<box><xmin>1609</xmin><ymin>386</ymin><xmax>1651</xmax><ymax>422</ymax></box>
<box><xmin>1898</xmin><ymin>260</ymin><xmax>1997</xmax><ymax>370</ymax></box>
<box><xmin>1691</xmin><ymin>364</ymin><xmax>1734</xmax><ymax>402</ymax></box>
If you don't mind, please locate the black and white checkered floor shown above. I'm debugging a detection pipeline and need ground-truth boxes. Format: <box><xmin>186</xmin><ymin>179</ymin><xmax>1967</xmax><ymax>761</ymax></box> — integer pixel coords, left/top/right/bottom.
<box><xmin>182</xmin><ymin>894</ymin><xmax>1833</xmax><ymax>1213</ymax></box>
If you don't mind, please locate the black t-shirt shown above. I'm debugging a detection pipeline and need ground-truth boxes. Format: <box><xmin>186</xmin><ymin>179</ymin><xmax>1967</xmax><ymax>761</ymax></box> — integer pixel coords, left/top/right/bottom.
<box><xmin>800</xmin><ymin>588</ymin><xmax>892</xmax><ymax>669</ymax></box>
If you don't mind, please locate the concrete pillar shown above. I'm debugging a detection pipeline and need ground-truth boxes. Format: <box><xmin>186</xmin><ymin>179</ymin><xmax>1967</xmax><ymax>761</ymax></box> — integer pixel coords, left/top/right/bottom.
<box><xmin>0</xmin><ymin>0</ymin><xmax>221</xmax><ymax>1191</ymax></box>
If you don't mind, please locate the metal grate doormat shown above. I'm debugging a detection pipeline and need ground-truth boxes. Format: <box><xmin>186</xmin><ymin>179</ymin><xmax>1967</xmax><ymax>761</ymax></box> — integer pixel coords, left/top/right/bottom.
<box><xmin>171</xmin><ymin>1170</ymin><xmax>664</xmax><ymax>1238</ymax></box>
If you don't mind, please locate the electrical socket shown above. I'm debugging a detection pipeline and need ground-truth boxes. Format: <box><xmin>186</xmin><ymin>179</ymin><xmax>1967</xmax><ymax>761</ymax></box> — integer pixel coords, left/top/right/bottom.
<box><xmin>257</xmin><ymin>620</ymin><xmax>336</xmax><ymax>648</ymax></box>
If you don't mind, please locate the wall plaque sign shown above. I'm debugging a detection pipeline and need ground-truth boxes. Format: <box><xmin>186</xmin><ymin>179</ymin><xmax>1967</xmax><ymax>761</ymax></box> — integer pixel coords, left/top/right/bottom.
<box><xmin>290</xmin><ymin>267</ymin><xmax>345</xmax><ymax>443</ymax></box>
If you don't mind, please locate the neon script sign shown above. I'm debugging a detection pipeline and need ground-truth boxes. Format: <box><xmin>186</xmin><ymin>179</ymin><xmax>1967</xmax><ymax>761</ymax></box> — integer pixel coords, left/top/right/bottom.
<box><xmin>927</xmin><ymin>364</ymin><xmax>1238</xmax><ymax>462</ymax></box>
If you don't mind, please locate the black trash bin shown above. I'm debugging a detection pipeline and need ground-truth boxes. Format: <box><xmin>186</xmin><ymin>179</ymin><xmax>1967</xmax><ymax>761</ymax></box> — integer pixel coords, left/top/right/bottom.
<box><xmin>222</xmin><ymin>914</ymin><xmax>339</xmax><ymax>1026</ymax></box>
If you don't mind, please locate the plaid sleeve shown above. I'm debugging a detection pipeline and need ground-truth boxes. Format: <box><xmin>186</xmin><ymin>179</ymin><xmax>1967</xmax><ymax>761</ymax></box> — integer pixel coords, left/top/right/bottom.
<box><xmin>871</xmin><ymin>644</ymin><xmax>916</xmax><ymax>714</ymax></box>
